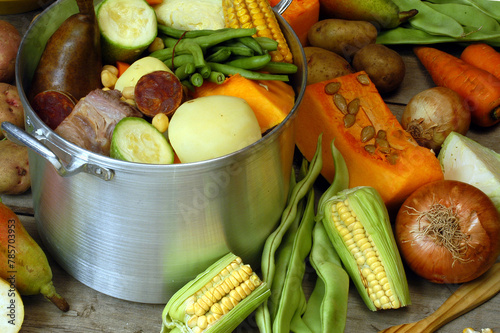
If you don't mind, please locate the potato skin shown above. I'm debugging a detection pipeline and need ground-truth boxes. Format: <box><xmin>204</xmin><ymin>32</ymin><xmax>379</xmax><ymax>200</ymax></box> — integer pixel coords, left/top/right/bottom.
<box><xmin>308</xmin><ymin>19</ymin><xmax>377</xmax><ymax>60</ymax></box>
<box><xmin>0</xmin><ymin>139</ymin><xmax>30</xmax><ymax>195</ymax></box>
<box><xmin>352</xmin><ymin>44</ymin><xmax>405</xmax><ymax>94</ymax></box>
<box><xmin>0</xmin><ymin>83</ymin><xmax>25</xmax><ymax>139</ymax></box>
<box><xmin>0</xmin><ymin>21</ymin><xmax>21</xmax><ymax>84</ymax></box>
<box><xmin>304</xmin><ymin>46</ymin><xmax>354</xmax><ymax>85</ymax></box>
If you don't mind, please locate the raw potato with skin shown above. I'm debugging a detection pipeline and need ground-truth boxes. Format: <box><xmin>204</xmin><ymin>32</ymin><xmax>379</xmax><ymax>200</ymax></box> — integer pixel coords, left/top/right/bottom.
<box><xmin>0</xmin><ymin>139</ymin><xmax>30</xmax><ymax>195</ymax></box>
<box><xmin>304</xmin><ymin>46</ymin><xmax>354</xmax><ymax>85</ymax></box>
<box><xmin>0</xmin><ymin>21</ymin><xmax>21</xmax><ymax>84</ymax></box>
<box><xmin>307</xmin><ymin>19</ymin><xmax>377</xmax><ymax>61</ymax></box>
<box><xmin>352</xmin><ymin>43</ymin><xmax>405</xmax><ymax>94</ymax></box>
<box><xmin>0</xmin><ymin>83</ymin><xmax>25</xmax><ymax>139</ymax></box>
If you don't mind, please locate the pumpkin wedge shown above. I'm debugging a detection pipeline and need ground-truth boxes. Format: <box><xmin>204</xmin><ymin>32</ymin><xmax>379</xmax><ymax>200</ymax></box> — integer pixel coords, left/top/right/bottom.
<box><xmin>193</xmin><ymin>74</ymin><xmax>295</xmax><ymax>134</ymax></box>
<box><xmin>295</xmin><ymin>71</ymin><xmax>443</xmax><ymax>211</ymax></box>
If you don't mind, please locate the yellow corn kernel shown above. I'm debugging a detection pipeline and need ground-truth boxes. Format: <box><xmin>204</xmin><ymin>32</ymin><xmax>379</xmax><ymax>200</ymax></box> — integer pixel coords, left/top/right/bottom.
<box><xmin>222</xmin><ymin>0</ymin><xmax>293</xmax><ymax>63</ymax></box>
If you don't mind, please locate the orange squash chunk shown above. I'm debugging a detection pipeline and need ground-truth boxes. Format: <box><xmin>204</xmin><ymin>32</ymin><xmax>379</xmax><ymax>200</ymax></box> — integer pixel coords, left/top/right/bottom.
<box><xmin>193</xmin><ymin>74</ymin><xmax>295</xmax><ymax>133</ymax></box>
<box><xmin>295</xmin><ymin>71</ymin><xmax>444</xmax><ymax>211</ymax></box>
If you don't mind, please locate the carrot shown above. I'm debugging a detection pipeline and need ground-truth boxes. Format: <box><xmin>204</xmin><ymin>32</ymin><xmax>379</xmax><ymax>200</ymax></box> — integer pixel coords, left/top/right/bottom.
<box><xmin>461</xmin><ymin>43</ymin><xmax>500</xmax><ymax>81</ymax></box>
<box><xmin>116</xmin><ymin>61</ymin><xmax>130</xmax><ymax>77</ymax></box>
<box><xmin>145</xmin><ymin>0</ymin><xmax>163</xmax><ymax>5</ymax></box>
<box><xmin>414</xmin><ymin>46</ymin><xmax>500</xmax><ymax>127</ymax></box>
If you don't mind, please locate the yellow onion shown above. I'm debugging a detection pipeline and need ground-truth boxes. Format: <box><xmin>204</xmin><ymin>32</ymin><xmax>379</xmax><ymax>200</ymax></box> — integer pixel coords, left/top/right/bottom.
<box><xmin>401</xmin><ymin>87</ymin><xmax>471</xmax><ymax>152</ymax></box>
<box><xmin>395</xmin><ymin>180</ymin><xmax>500</xmax><ymax>284</ymax></box>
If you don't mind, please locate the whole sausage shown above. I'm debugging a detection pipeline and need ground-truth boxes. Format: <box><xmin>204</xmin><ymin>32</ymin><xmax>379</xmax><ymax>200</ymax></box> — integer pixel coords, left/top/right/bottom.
<box><xmin>29</xmin><ymin>0</ymin><xmax>101</xmax><ymax>102</ymax></box>
<box><xmin>134</xmin><ymin>70</ymin><xmax>184</xmax><ymax>117</ymax></box>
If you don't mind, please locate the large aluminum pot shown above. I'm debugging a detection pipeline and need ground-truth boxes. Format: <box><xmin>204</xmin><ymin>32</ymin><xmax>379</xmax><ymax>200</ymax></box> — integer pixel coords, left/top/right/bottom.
<box><xmin>2</xmin><ymin>0</ymin><xmax>306</xmax><ymax>303</ymax></box>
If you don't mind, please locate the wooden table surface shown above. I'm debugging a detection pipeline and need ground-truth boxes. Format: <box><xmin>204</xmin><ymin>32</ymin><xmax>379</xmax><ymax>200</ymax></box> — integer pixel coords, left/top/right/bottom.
<box><xmin>1</xmin><ymin>6</ymin><xmax>500</xmax><ymax>333</ymax></box>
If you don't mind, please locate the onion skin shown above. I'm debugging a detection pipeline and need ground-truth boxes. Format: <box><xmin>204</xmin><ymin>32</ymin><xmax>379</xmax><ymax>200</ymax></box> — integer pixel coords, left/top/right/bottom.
<box><xmin>395</xmin><ymin>180</ymin><xmax>500</xmax><ymax>284</ymax></box>
<box><xmin>401</xmin><ymin>87</ymin><xmax>471</xmax><ymax>152</ymax></box>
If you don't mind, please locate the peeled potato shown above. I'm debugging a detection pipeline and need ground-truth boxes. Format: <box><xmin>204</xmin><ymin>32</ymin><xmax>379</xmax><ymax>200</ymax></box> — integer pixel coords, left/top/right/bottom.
<box><xmin>114</xmin><ymin>56</ymin><xmax>173</xmax><ymax>92</ymax></box>
<box><xmin>168</xmin><ymin>95</ymin><xmax>262</xmax><ymax>163</ymax></box>
<box><xmin>0</xmin><ymin>277</ymin><xmax>24</xmax><ymax>333</ymax></box>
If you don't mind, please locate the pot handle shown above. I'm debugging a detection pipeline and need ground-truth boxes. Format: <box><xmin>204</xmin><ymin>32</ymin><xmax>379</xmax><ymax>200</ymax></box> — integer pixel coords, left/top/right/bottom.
<box><xmin>274</xmin><ymin>0</ymin><xmax>292</xmax><ymax>15</ymax></box>
<box><xmin>1</xmin><ymin>122</ymin><xmax>114</xmax><ymax>181</ymax></box>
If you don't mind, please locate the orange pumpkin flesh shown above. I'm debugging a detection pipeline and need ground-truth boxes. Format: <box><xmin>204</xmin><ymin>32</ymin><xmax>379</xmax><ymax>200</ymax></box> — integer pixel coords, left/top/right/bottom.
<box><xmin>295</xmin><ymin>71</ymin><xmax>444</xmax><ymax>211</ymax></box>
<box><xmin>193</xmin><ymin>74</ymin><xmax>295</xmax><ymax>133</ymax></box>
<box><xmin>269</xmin><ymin>0</ymin><xmax>320</xmax><ymax>46</ymax></box>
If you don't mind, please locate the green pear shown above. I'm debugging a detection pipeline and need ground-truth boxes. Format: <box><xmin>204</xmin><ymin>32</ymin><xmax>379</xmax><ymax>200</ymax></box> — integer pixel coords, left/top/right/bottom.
<box><xmin>0</xmin><ymin>202</ymin><xmax>69</xmax><ymax>312</ymax></box>
<box><xmin>319</xmin><ymin>0</ymin><xmax>418</xmax><ymax>29</ymax></box>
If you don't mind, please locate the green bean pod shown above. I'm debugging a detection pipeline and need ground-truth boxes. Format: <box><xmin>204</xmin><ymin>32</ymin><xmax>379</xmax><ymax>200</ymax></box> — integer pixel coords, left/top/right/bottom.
<box><xmin>174</xmin><ymin>62</ymin><xmax>196</xmax><ymax>81</ymax></box>
<box><xmin>165</xmin><ymin>54</ymin><xmax>194</xmax><ymax>70</ymax></box>
<box><xmin>211</xmin><ymin>45</ymin><xmax>254</xmax><ymax>57</ymax></box>
<box><xmin>259</xmin><ymin>61</ymin><xmax>298</xmax><ymax>74</ymax></box>
<box><xmin>158</xmin><ymin>24</ymin><xmax>232</xmax><ymax>38</ymax></box>
<box><xmin>255</xmin><ymin>135</ymin><xmax>324</xmax><ymax>333</ymax></box>
<box><xmin>254</xmin><ymin>36</ymin><xmax>278</xmax><ymax>51</ymax></box>
<box><xmin>207</xmin><ymin>62</ymin><xmax>290</xmax><ymax>82</ymax></box>
<box><xmin>225</xmin><ymin>53</ymin><xmax>272</xmax><ymax>70</ymax></box>
<box><xmin>190</xmin><ymin>28</ymin><xmax>257</xmax><ymax>49</ymax></box>
<box><xmin>189</xmin><ymin>72</ymin><xmax>204</xmax><ymax>87</ymax></box>
<box><xmin>302</xmin><ymin>222</ymin><xmax>349</xmax><ymax>333</ymax></box>
<box><xmin>205</xmin><ymin>48</ymin><xmax>232</xmax><ymax>63</ymax></box>
<box><xmin>236</xmin><ymin>36</ymin><xmax>264</xmax><ymax>55</ymax></box>
<box><xmin>208</xmin><ymin>71</ymin><xmax>226</xmax><ymax>84</ymax></box>
<box><xmin>272</xmin><ymin>189</ymin><xmax>316</xmax><ymax>333</ymax></box>
<box><xmin>392</xmin><ymin>0</ymin><xmax>465</xmax><ymax>37</ymax></box>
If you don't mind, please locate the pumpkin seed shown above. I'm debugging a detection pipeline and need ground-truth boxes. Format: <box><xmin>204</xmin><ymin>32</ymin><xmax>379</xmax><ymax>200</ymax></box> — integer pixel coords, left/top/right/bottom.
<box><xmin>377</xmin><ymin>130</ymin><xmax>387</xmax><ymax>140</ymax></box>
<box><xmin>379</xmin><ymin>146</ymin><xmax>391</xmax><ymax>154</ymax></box>
<box><xmin>333</xmin><ymin>93</ymin><xmax>347</xmax><ymax>114</ymax></box>
<box><xmin>347</xmin><ymin>98</ymin><xmax>360</xmax><ymax>115</ymax></box>
<box><xmin>376</xmin><ymin>137</ymin><xmax>389</xmax><ymax>148</ymax></box>
<box><xmin>361</xmin><ymin>126</ymin><xmax>375</xmax><ymax>143</ymax></box>
<box><xmin>364</xmin><ymin>144</ymin><xmax>376</xmax><ymax>154</ymax></box>
<box><xmin>387</xmin><ymin>152</ymin><xmax>399</xmax><ymax>165</ymax></box>
<box><xmin>356</xmin><ymin>74</ymin><xmax>370</xmax><ymax>86</ymax></box>
<box><xmin>344</xmin><ymin>114</ymin><xmax>356</xmax><ymax>128</ymax></box>
<box><xmin>324</xmin><ymin>82</ymin><xmax>341</xmax><ymax>95</ymax></box>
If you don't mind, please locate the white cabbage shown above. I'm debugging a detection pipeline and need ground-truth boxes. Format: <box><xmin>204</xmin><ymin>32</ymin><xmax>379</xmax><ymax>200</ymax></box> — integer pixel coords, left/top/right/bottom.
<box><xmin>438</xmin><ymin>131</ymin><xmax>500</xmax><ymax>212</ymax></box>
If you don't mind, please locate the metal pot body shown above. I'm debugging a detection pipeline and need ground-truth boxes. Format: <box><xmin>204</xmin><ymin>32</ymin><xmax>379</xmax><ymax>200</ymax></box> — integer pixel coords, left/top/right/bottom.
<box><xmin>8</xmin><ymin>0</ymin><xmax>306</xmax><ymax>303</ymax></box>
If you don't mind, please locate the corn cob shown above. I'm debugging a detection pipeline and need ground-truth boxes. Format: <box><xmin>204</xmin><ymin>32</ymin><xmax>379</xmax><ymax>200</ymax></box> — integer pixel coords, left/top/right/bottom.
<box><xmin>161</xmin><ymin>252</ymin><xmax>270</xmax><ymax>333</ymax></box>
<box><xmin>320</xmin><ymin>186</ymin><xmax>411</xmax><ymax>311</ymax></box>
<box><xmin>222</xmin><ymin>0</ymin><xmax>293</xmax><ymax>63</ymax></box>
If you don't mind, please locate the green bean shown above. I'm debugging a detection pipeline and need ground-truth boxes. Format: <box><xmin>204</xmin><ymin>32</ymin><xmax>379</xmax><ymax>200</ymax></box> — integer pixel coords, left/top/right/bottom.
<box><xmin>225</xmin><ymin>53</ymin><xmax>272</xmax><ymax>70</ymax></box>
<box><xmin>174</xmin><ymin>62</ymin><xmax>196</xmax><ymax>81</ymax></box>
<box><xmin>255</xmin><ymin>135</ymin><xmax>323</xmax><ymax>333</ymax></box>
<box><xmin>254</xmin><ymin>36</ymin><xmax>278</xmax><ymax>51</ymax></box>
<box><xmin>302</xmin><ymin>222</ymin><xmax>349</xmax><ymax>333</ymax></box>
<box><xmin>189</xmin><ymin>28</ymin><xmax>257</xmax><ymax>49</ymax></box>
<box><xmin>150</xmin><ymin>47</ymin><xmax>193</xmax><ymax>62</ymax></box>
<box><xmin>198</xmin><ymin>64</ymin><xmax>211</xmax><ymax>79</ymax></box>
<box><xmin>236</xmin><ymin>36</ymin><xmax>264</xmax><ymax>55</ymax></box>
<box><xmin>207</xmin><ymin>71</ymin><xmax>225</xmax><ymax>84</ymax></box>
<box><xmin>164</xmin><ymin>54</ymin><xmax>194</xmax><ymax>69</ymax></box>
<box><xmin>157</xmin><ymin>24</ymin><xmax>233</xmax><ymax>38</ymax></box>
<box><xmin>207</xmin><ymin>62</ymin><xmax>290</xmax><ymax>81</ymax></box>
<box><xmin>426</xmin><ymin>2</ymin><xmax>500</xmax><ymax>32</ymax></box>
<box><xmin>211</xmin><ymin>45</ymin><xmax>254</xmax><ymax>57</ymax></box>
<box><xmin>205</xmin><ymin>48</ymin><xmax>232</xmax><ymax>63</ymax></box>
<box><xmin>392</xmin><ymin>0</ymin><xmax>465</xmax><ymax>37</ymax></box>
<box><xmin>189</xmin><ymin>72</ymin><xmax>204</xmax><ymax>87</ymax></box>
<box><xmin>268</xmin><ymin>161</ymin><xmax>307</xmax><ymax>319</ymax></box>
<box><xmin>259</xmin><ymin>61</ymin><xmax>298</xmax><ymax>74</ymax></box>
<box><xmin>178</xmin><ymin>40</ymin><xmax>206</xmax><ymax>68</ymax></box>
<box><xmin>272</xmin><ymin>188</ymin><xmax>316</xmax><ymax>333</ymax></box>
<box><xmin>162</xmin><ymin>36</ymin><xmax>180</xmax><ymax>48</ymax></box>
<box><xmin>181</xmin><ymin>79</ymin><xmax>195</xmax><ymax>92</ymax></box>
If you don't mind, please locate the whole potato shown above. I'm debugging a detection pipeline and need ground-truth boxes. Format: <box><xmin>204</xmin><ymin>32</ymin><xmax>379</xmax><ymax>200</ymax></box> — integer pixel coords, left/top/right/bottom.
<box><xmin>0</xmin><ymin>21</ymin><xmax>21</xmax><ymax>84</ymax></box>
<box><xmin>304</xmin><ymin>46</ymin><xmax>354</xmax><ymax>85</ymax></box>
<box><xmin>352</xmin><ymin>44</ymin><xmax>405</xmax><ymax>94</ymax></box>
<box><xmin>0</xmin><ymin>83</ymin><xmax>25</xmax><ymax>139</ymax></box>
<box><xmin>308</xmin><ymin>19</ymin><xmax>377</xmax><ymax>60</ymax></box>
<box><xmin>0</xmin><ymin>139</ymin><xmax>30</xmax><ymax>195</ymax></box>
